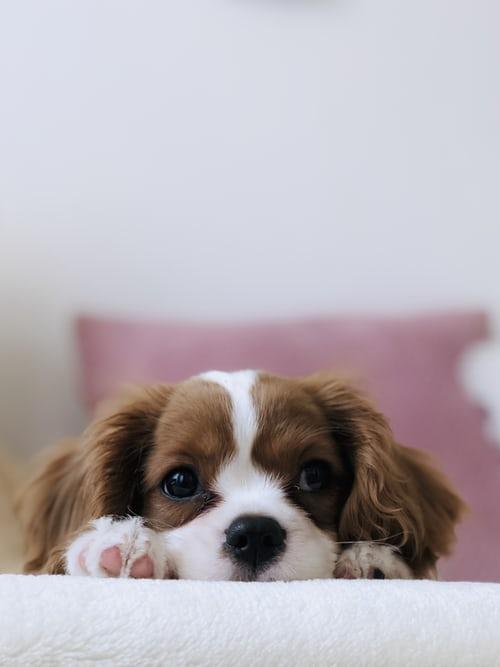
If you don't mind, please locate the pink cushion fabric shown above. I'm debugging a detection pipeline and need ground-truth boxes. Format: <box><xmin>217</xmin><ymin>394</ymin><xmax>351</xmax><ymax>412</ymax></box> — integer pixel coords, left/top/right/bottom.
<box><xmin>76</xmin><ymin>312</ymin><xmax>500</xmax><ymax>582</ymax></box>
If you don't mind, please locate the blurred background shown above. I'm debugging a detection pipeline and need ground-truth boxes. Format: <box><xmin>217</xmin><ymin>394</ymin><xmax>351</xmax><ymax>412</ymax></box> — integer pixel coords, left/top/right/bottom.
<box><xmin>0</xmin><ymin>0</ymin><xmax>499</xmax><ymax>578</ymax></box>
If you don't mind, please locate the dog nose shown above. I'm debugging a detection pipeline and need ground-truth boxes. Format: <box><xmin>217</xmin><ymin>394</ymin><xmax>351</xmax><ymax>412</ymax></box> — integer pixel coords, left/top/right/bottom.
<box><xmin>225</xmin><ymin>515</ymin><xmax>286</xmax><ymax>570</ymax></box>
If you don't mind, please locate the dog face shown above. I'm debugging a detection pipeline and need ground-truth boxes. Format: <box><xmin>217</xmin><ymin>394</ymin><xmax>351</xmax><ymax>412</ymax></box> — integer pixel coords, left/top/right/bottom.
<box><xmin>59</xmin><ymin>370</ymin><xmax>462</xmax><ymax>581</ymax></box>
<box><xmin>143</xmin><ymin>371</ymin><xmax>349</xmax><ymax>580</ymax></box>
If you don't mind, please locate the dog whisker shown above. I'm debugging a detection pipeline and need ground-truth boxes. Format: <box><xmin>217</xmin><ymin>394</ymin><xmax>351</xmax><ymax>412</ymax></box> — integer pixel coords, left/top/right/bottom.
<box><xmin>334</xmin><ymin>532</ymin><xmax>406</xmax><ymax>552</ymax></box>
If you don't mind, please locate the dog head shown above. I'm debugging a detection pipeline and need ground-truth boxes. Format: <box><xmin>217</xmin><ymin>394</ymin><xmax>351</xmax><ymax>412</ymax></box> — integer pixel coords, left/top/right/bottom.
<box><xmin>68</xmin><ymin>370</ymin><xmax>464</xmax><ymax>580</ymax></box>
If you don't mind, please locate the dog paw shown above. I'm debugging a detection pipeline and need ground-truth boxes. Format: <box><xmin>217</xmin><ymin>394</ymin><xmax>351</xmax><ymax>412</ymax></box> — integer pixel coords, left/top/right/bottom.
<box><xmin>65</xmin><ymin>516</ymin><xmax>169</xmax><ymax>578</ymax></box>
<box><xmin>334</xmin><ymin>543</ymin><xmax>413</xmax><ymax>580</ymax></box>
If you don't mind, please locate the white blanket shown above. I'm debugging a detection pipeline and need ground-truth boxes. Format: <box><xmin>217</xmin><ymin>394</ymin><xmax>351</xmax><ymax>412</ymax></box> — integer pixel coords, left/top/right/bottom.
<box><xmin>0</xmin><ymin>576</ymin><xmax>499</xmax><ymax>666</ymax></box>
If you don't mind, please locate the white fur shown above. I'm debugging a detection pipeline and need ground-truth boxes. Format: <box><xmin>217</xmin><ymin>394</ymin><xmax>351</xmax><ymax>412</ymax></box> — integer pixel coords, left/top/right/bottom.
<box><xmin>66</xmin><ymin>516</ymin><xmax>168</xmax><ymax>578</ymax></box>
<box><xmin>166</xmin><ymin>472</ymin><xmax>338</xmax><ymax>581</ymax></box>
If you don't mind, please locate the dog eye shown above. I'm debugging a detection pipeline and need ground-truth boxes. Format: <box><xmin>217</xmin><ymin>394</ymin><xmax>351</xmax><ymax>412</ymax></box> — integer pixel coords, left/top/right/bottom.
<box><xmin>161</xmin><ymin>467</ymin><xmax>200</xmax><ymax>499</ymax></box>
<box><xmin>298</xmin><ymin>460</ymin><xmax>331</xmax><ymax>492</ymax></box>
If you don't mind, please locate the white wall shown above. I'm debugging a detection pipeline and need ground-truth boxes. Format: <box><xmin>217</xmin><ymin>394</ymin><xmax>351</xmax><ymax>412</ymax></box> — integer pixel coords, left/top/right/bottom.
<box><xmin>1</xmin><ymin>0</ymin><xmax>499</xmax><ymax>456</ymax></box>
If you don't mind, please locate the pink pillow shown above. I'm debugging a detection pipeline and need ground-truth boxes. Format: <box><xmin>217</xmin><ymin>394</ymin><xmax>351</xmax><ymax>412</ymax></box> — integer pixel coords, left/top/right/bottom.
<box><xmin>76</xmin><ymin>312</ymin><xmax>500</xmax><ymax>582</ymax></box>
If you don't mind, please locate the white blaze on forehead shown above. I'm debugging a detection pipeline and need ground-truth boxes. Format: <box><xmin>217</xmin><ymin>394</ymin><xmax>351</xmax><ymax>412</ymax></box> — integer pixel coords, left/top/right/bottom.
<box><xmin>199</xmin><ymin>370</ymin><xmax>280</xmax><ymax>505</ymax></box>
<box><xmin>199</xmin><ymin>370</ymin><xmax>258</xmax><ymax>462</ymax></box>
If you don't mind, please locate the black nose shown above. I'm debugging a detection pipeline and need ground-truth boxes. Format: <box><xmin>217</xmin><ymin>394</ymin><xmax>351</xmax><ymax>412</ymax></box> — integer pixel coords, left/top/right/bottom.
<box><xmin>225</xmin><ymin>515</ymin><xmax>286</xmax><ymax>570</ymax></box>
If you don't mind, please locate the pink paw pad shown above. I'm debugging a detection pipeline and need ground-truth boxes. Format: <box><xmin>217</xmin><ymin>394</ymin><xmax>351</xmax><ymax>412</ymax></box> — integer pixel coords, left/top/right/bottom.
<box><xmin>100</xmin><ymin>546</ymin><xmax>123</xmax><ymax>576</ymax></box>
<box><xmin>130</xmin><ymin>554</ymin><xmax>154</xmax><ymax>579</ymax></box>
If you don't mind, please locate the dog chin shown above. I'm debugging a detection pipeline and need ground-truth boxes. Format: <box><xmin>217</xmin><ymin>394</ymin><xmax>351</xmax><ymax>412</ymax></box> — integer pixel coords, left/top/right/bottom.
<box><xmin>224</xmin><ymin>554</ymin><xmax>339</xmax><ymax>582</ymax></box>
<box><xmin>176</xmin><ymin>559</ymin><xmax>337</xmax><ymax>582</ymax></box>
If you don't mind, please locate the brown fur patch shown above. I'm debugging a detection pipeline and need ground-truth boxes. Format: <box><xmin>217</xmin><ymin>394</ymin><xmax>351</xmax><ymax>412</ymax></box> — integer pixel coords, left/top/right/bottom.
<box><xmin>143</xmin><ymin>378</ymin><xmax>235</xmax><ymax>530</ymax></box>
<box><xmin>252</xmin><ymin>374</ymin><xmax>352</xmax><ymax>531</ymax></box>
<box><xmin>20</xmin><ymin>385</ymin><xmax>173</xmax><ymax>572</ymax></box>
<box><xmin>302</xmin><ymin>373</ymin><xmax>466</xmax><ymax>576</ymax></box>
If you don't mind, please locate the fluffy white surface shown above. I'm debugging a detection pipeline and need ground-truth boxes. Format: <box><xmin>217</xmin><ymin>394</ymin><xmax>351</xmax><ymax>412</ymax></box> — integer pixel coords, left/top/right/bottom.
<box><xmin>0</xmin><ymin>576</ymin><xmax>499</xmax><ymax>667</ymax></box>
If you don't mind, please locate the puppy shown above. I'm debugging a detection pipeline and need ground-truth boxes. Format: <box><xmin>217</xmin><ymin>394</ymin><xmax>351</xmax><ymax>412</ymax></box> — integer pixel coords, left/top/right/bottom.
<box><xmin>20</xmin><ymin>371</ymin><xmax>464</xmax><ymax>581</ymax></box>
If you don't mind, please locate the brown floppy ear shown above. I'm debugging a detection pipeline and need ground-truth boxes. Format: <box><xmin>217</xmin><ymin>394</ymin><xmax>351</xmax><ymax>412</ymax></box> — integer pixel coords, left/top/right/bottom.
<box><xmin>304</xmin><ymin>374</ymin><xmax>466</xmax><ymax>577</ymax></box>
<box><xmin>80</xmin><ymin>385</ymin><xmax>173</xmax><ymax>519</ymax></box>
<box><xmin>19</xmin><ymin>385</ymin><xmax>171</xmax><ymax>573</ymax></box>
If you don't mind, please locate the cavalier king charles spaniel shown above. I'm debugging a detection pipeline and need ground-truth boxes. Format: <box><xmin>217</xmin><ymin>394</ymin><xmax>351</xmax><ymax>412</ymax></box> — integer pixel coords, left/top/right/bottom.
<box><xmin>20</xmin><ymin>371</ymin><xmax>464</xmax><ymax>581</ymax></box>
